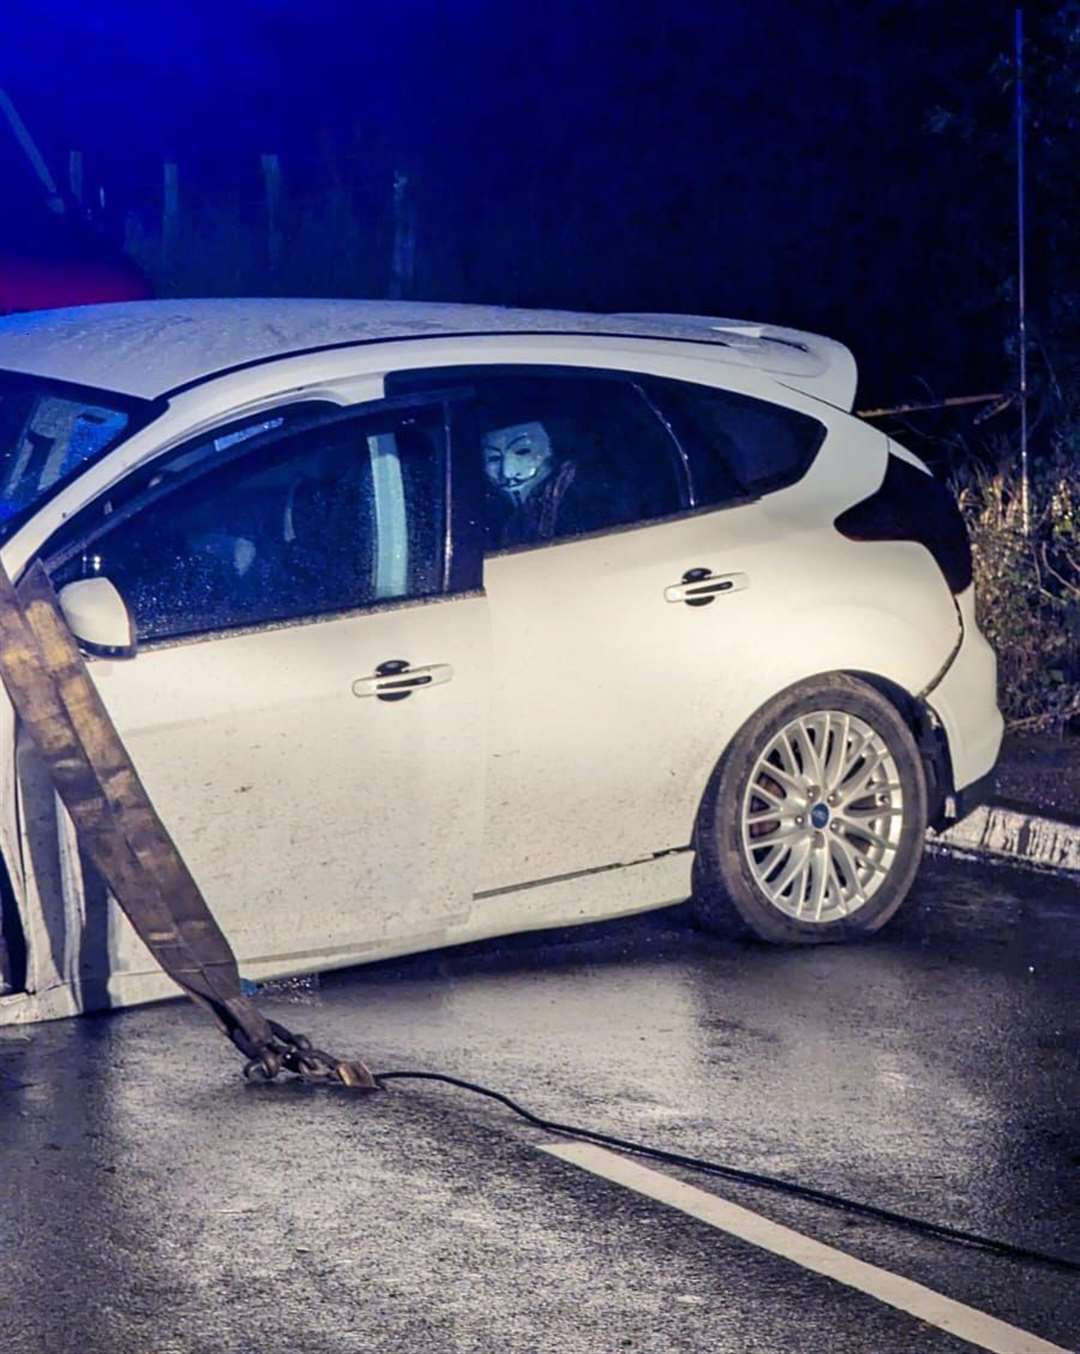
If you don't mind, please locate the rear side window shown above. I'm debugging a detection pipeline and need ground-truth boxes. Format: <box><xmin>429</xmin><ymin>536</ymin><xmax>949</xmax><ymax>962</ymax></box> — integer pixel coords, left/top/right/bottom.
<box><xmin>388</xmin><ymin>366</ymin><xmax>686</xmax><ymax>551</ymax></box>
<box><xmin>645</xmin><ymin>378</ymin><xmax>826</xmax><ymax>506</ymax></box>
<box><xmin>47</xmin><ymin>402</ymin><xmax>448</xmax><ymax>642</ymax></box>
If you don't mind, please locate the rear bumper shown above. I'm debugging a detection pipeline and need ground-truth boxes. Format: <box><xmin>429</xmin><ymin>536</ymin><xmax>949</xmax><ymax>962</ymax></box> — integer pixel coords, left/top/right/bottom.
<box><xmin>924</xmin><ymin>585</ymin><xmax>1004</xmax><ymax>797</ymax></box>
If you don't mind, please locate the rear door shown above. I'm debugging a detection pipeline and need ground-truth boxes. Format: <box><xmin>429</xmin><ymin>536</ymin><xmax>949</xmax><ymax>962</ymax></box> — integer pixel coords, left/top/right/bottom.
<box><xmin>392</xmin><ymin>365</ymin><xmax>717</xmax><ymax>890</ymax></box>
<box><xmin>40</xmin><ymin>395</ymin><xmax>487</xmax><ymax>981</ymax></box>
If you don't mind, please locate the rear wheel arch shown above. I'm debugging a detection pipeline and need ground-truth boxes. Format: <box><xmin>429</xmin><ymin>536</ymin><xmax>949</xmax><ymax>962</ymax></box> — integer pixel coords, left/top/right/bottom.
<box><xmin>844</xmin><ymin>669</ymin><xmax>955</xmax><ymax>828</ymax></box>
<box><xmin>692</xmin><ymin>668</ymin><xmax>950</xmax><ymax>843</ymax></box>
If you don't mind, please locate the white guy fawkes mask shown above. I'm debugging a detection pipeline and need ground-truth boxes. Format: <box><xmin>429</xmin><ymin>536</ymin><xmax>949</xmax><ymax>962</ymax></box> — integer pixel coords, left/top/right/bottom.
<box><xmin>483</xmin><ymin>422</ymin><xmax>554</xmax><ymax>503</ymax></box>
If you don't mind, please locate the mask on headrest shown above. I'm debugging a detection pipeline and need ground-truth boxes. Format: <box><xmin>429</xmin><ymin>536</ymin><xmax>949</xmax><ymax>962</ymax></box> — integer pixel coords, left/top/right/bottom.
<box><xmin>483</xmin><ymin>422</ymin><xmax>554</xmax><ymax>503</ymax></box>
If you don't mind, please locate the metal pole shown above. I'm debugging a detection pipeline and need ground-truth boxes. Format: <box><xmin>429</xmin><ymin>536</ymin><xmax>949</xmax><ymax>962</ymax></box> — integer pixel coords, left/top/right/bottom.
<box><xmin>1015</xmin><ymin>7</ymin><xmax>1030</xmax><ymax>535</ymax></box>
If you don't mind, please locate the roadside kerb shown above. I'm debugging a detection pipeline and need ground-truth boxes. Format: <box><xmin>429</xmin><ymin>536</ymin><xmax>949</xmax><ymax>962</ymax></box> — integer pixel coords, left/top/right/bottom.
<box><xmin>930</xmin><ymin>803</ymin><xmax>1080</xmax><ymax>877</ymax></box>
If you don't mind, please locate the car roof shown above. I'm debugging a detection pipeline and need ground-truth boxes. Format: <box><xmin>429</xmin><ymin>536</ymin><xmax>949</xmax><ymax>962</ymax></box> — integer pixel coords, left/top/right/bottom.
<box><xmin>0</xmin><ymin>298</ymin><xmax>857</xmax><ymax>407</ymax></box>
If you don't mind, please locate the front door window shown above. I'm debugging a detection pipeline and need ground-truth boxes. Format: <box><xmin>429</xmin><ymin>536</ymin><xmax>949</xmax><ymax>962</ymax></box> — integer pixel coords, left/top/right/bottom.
<box><xmin>49</xmin><ymin>402</ymin><xmax>449</xmax><ymax>641</ymax></box>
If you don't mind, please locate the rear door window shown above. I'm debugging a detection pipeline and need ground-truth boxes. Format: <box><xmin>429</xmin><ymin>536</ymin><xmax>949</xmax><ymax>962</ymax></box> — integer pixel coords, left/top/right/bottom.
<box><xmin>388</xmin><ymin>366</ymin><xmax>687</xmax><ymax>551</ymax></box>
<box><xmin>644</xmin><ymin>377</ymin><xmax>826</xmax><ymax>506</ymax></box>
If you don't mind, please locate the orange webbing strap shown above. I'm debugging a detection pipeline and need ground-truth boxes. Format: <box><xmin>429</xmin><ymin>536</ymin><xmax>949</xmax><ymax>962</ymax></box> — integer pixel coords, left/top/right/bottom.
<box><xmin>0</xmin><ymin>560</ymin><xmax>276</xmax><ymax>1064</ymax></box>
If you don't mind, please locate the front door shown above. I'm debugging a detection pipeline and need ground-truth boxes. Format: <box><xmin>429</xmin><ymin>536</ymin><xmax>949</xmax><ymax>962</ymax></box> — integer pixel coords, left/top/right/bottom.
<box><xmin>42</xmin><ymin>396</ymin><xmax>487</xmax><ymax>981</ymax></box>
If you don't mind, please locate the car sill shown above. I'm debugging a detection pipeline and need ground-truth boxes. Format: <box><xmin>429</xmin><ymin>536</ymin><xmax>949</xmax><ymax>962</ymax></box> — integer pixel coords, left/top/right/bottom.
<box><xmin>474</xmin><ymin>845</ymin><xmax>692</xmax><ymax>901</ymax></box>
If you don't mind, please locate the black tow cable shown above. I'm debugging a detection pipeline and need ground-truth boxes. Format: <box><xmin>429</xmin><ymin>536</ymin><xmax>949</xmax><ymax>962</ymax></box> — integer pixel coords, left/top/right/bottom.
<box><xmin>372</xmin><ymin>1070</ymin><xmax>1080</xmax><ymax>1277</ymax></box>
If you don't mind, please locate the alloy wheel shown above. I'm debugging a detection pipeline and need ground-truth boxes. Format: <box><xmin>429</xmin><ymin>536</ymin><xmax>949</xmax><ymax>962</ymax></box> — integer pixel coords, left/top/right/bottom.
<box><xmin>739</xmin><ymin>709</ymin><xmax>905</xmax><ymax>923</ymax></box>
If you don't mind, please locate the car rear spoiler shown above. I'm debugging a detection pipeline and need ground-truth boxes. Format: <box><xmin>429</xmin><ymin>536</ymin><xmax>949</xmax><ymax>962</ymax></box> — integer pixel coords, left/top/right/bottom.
<box><xmin>611</xmin><ymin>313</ymin><xmax>859</xmax><ymax>412</ymax></box>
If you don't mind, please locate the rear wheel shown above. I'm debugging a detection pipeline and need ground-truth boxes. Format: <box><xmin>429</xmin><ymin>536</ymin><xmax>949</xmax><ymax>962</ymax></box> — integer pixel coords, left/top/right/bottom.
<box><xmin>692</xmin><ymin>674</ymin><xmax>927</xmax><ymax>944</ymax></box>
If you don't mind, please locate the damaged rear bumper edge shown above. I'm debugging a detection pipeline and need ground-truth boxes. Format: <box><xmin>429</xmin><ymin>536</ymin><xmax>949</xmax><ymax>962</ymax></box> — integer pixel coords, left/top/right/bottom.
<box><xmin>954</xmin><ymin>767</ymin><xmax>997</xmax><ymax>820</ymax></box>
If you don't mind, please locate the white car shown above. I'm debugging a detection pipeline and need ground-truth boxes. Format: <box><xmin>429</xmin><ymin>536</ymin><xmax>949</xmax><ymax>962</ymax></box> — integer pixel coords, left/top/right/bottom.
<box><xmin>0</xmin><ymin>300</ymin><xmax>1002</xmax><ymax>1024</ymax></box>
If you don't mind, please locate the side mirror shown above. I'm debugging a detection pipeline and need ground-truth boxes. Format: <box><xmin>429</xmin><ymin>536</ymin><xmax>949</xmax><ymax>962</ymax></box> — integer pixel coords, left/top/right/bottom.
<box><xmin>56</xmin><ymin>577</ymin><xmax>136</xmax><ymax>659</ymax></box>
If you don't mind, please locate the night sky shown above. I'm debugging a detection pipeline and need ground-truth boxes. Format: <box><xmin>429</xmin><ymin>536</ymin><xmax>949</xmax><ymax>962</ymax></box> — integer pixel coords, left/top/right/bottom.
<box><xmin>1</xmin><ymin>2</ymin><xmax>1023</xmax><ymax>406</ymax></box>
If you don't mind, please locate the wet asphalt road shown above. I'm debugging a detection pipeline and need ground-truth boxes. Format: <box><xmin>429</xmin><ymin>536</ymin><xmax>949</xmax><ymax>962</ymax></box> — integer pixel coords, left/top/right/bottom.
<box><xmin>1</xmin><ymin>853</ymin><xmax>1078</xmax><ymax>1353</ymax></box>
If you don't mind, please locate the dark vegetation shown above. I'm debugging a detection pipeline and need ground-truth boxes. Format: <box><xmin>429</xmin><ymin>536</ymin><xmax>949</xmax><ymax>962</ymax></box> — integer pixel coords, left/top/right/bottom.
<box><xmin>929</xmin><ymin>5</ymin><xmax>1080</xmax><ymax>730</ymax></box>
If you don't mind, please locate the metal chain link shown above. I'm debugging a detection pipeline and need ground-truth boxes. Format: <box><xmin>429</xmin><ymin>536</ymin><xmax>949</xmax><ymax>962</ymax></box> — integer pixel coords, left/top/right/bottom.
<box><xmin>241</xmin><ymin>1020</ymin><xmax>377</xmax><ymax>1088</ymax></box>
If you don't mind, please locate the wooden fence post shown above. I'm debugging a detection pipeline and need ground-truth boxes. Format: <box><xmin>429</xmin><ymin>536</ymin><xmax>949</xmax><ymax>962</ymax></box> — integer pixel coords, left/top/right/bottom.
<box><xmin>162</xmin><ymin>161</ymin><xmax>179</xmax><ymax>271</ymax></box>
<box><xmin>261</xmin><ymin>153</ymin><xmax>283</xmax><ymax>272</ymax></box>
<box><xmin>68</xmin><ymin>150</ymin><xmax>83</xmax><ymax>204</ymax></box>
<box><xmin>123</xmin><ymin>210</ymin><xmax>145</xmax><ymax>262</ymax></box>
<box><xmin>389</xmin><ymin>169</ymin><xmax>416</xmax><ymax>299</ymax></box>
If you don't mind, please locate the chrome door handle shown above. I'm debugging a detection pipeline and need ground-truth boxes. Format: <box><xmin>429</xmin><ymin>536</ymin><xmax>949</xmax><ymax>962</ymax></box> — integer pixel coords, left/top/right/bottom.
<box><xmin>664</xmin><ymin>570</ymin><xmax>749</xmax><ymax>607</ymax></box>
<box><xmin>352</xmin><ymin>660</ymin><xmax>454</xmax><ymax>701</ymax></box>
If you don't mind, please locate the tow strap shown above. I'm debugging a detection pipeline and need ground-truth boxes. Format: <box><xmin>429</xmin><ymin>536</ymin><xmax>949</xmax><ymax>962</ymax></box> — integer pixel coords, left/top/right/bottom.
<box><xmin>0</xmin><ymin>560</ymin><xmax>374</xmax><ymax>1088</ymax></box>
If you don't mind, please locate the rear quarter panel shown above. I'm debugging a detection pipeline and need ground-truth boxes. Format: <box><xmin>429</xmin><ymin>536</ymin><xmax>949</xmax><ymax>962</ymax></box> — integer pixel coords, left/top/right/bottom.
<box><xmin>666</xmin><ymin>413</ymin><xmax>963</xmax><ymax>835</ymax></box>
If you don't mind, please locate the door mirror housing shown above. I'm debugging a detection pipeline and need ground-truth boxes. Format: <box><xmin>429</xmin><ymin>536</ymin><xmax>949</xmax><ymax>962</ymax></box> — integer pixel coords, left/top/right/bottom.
<box><xmin>56</xmin><ymin>577</ymin><xmax>136</xmax><ymax>658</ymax></box>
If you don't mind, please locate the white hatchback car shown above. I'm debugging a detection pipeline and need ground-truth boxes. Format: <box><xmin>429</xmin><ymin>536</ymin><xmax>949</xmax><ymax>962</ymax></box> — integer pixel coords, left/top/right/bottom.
<box><xmin>0</xmin><ymin>300</ymin><xmax>1002</xmax><ymax>1024</ymax></box>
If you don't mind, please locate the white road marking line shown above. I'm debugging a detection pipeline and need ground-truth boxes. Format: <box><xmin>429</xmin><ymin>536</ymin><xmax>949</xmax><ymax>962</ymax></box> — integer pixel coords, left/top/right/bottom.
<box><xmin>541</xmin><ymin>1141</ymin><xmax>1072</xmax><ymax>1354</ymax></box>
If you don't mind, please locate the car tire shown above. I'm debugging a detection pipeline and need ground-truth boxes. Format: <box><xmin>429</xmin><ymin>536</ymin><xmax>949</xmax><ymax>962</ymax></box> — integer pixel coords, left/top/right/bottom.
<box><xmin>692</xmin><ymin>673</ymin><xmax>928</xmax><ymax>945</ymax></box>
